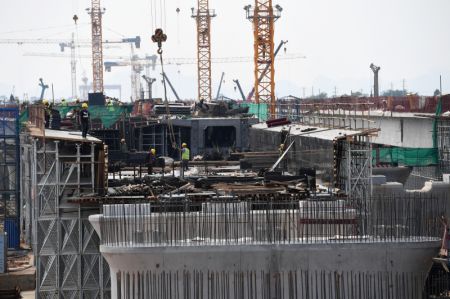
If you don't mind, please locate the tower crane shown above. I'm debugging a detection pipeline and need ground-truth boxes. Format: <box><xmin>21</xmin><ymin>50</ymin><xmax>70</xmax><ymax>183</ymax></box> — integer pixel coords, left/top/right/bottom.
<box><xmin>245</xmin><ymin>1</ymin><xmax>282</xmax><ymax>119</ymax></box>
<box><xmin>87</xmin><ymin>0</ymin><xmax>104</xmax><ymax>94</ymax></box>
<box><xmin>104</xmin><ymin>54</ymin><xmax>157</xmax><ymax>101</ymax></box>
<box><xmin>142</xmin><ymin>75</ymin><xmax>156</xmax><ymax>100</ymax></box>
<box><xmin>0</xmin><ymin>36</ymin><xmax>133</xmax><ymax>99</ymax></box>
<box><xmin>191</xmin><ymin>0</ymin><xmax>216</xmax><ymax>102</ymax></box>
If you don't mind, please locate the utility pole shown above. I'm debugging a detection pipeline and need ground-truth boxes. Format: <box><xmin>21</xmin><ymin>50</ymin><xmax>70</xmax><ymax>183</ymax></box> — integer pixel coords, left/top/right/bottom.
<box><xmin>370</xmin><ymin>63</ymin><xmax>380</xmax><ymax>97</ymax></box>
<box><xmin>192</xmin><ymin>1</ymin><xmax>216</xmax><ymax>102</ymax></box>
<box><xmin>245</xmin><ymin>1</ymin><xmax>282</xmax><ymax>119</ymax></box>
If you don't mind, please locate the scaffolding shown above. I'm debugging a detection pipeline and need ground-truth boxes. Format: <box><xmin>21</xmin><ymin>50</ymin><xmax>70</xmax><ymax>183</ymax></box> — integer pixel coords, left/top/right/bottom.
<box><xmin>0</xmin><ymin>107</ymin><xmax>20</xmax><ymax>248</ymax></box>
<box><xmin>21</xmin><ymin>136</ymin><xmax>110</xmax><ymax>298</ymax></box>
<box><xmin>437</xmin><ymin>117</ymin><xmax>450</xmax><ymax>176</ymax></box>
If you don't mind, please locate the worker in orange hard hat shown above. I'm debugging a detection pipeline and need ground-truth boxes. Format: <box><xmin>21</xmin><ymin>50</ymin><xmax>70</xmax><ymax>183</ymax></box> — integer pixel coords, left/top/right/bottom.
<box><xmin>148</xmin><ymin>148</ymin><xmax>156</xmax><ymax>175</ymax></box>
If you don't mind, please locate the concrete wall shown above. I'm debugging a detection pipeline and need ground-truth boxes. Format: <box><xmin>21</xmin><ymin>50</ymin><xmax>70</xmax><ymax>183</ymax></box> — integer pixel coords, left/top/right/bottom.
<box><xmin>370</xmin><ymin>116</ymin><xmax>433</xmax><ymax>148</ymax></box>
<box><xmin>168</xmin><ymin>118</ymin><xmax>257</xmax><ymax>157</ymax></box>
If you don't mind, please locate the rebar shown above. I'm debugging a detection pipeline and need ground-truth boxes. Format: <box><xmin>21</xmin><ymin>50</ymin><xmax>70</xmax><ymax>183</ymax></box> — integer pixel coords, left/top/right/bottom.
<box><xmin>99</xmin><ymin>193</ymin><xmax>447</xmax><ymax>248</ymax></box>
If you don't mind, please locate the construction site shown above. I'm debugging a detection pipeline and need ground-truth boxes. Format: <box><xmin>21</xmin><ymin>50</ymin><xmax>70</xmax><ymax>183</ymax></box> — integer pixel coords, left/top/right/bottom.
<box><xmin>1</xmin><ymin>1</ymin><xmax>450</xmax><ymax>299</ymax></box>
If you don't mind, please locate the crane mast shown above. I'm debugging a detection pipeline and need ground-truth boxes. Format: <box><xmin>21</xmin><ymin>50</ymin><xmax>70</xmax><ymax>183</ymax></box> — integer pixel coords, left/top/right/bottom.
<box><xmin>192</xmin><ymin>0</ymin><xmax>216</xmax><ymax>102</ymax></box>
<box><xmin>245</xmin><ymin>1</ymin><xmax>281</xmax><ymax>119</ymax></box>
<box><xmin>90</xmin><ymin>0</ymin><xmax>104</xmax><ymax>93</ymax></box>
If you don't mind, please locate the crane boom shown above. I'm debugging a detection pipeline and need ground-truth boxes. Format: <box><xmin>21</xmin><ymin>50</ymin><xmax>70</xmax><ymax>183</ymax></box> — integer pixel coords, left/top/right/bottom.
<box><xmin>162</xmin><ymin>72</ymin><xmax>181</xmax><ymax>101</ymax></box>
<box><xmin>233</xmin><ymin>80</ymin><xmax>246</xmax><ymax>102</ymax></box>
<box><xmin>215</xmin><ymin>72</ymin><xmax>225</xmax><ymax>100</ymax></box>
<box><xmin>246</xmin><ymin>40</ymin><xmax>287</xmax><ymax>102</ymax></box>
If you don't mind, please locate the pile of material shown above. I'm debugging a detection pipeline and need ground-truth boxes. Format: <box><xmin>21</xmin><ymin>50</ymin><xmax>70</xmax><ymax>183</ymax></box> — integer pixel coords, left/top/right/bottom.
<box><xmin>236</xmin><ymin>151</ymin><xmax>279</xmax><ymax>170</ymax></box>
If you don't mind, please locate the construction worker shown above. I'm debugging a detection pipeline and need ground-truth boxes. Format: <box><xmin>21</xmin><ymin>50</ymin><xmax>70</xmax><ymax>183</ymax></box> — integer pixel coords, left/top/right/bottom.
<box><xmin>73</xmin><ymin>99</ymin><xmax>81</xmax><ymax>130</ymax></box>
<box><xmin>279</xmin><ymin>143</ymin><xmax>285</xmax><ymax>155</ymax></box>
<box><xmin>120</xmin><ymin>138</ymin><xmax>128</xmax><ymax>152</ymax></box>
<box><xmin>148</xmin><ymin>148</ymin><xmax>156</xmax><ymax>174</ymax></box>
<box><xmin>107</xmin><ymin>99</ymin><xmax>115</xmax><ymax>112</ymax></box>
<box><xmin>42</xmin><ymin>99</ymin><xmax>50</xmax><ymax>128</ymax></box>
<box><xmin>181</xmin><ymin>143</ymin><xmax>190</xmax><ymax>171</ymax></box>
<box><xmin>79</xmin><ymin>103</ymin><xmax>90</xmax><ymax>138</ymax></box>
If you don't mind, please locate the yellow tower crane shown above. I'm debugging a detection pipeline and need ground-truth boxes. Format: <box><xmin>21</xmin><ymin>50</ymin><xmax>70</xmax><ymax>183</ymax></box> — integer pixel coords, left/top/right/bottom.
<box><xmin>191</xmin><ymin>0</ymin><xmax>216</xmax><ymax>102</ymax></box>
<box><xmin>245</xmin><ymin>1</ymin><xmax>282</xmax><ymax>119</ymax></box>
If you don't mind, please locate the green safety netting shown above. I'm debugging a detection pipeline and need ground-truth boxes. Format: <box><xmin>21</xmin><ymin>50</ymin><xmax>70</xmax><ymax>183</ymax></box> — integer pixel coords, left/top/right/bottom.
<box><xmin>56</xmin><ymin>105</ymin><xmax>133</xmax><ymax>128</ymax></box>
<box><xmin>19</xmin><ymin>109</ymin><xmax>29</xmax><ymax>128</ymax></box>
<box><xmin>373</xmin><ymin>147</ymin><xmax>438</xmax><ymax>167</ymax></box>
<box><xmin>239</xmin><ymin>103</ymin><xmax>268</xmax><ymax>121</ymax></box>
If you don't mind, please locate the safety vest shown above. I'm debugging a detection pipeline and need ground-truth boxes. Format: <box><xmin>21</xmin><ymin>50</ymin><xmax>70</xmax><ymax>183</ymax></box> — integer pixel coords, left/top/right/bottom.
<box><xmin>182</xmin><ymin>148</ymin><xmax>190</xmax><ymax>160</ymax></box>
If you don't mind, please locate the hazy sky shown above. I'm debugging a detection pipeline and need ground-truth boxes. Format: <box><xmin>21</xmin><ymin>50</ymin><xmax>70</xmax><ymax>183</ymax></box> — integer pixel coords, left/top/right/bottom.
<box><xmin>1</xmin><ymin>0</ymin><xmax>450</xmax><ymax>101</ymax></box>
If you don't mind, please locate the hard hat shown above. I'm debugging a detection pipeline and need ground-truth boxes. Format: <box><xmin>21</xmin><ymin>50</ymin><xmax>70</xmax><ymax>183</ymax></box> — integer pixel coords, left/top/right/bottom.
<box><xmin>150</xmin><ymin>148</ymin><xmax>156</xmax><ymax>155</ymax></box>
<box><xmin>280</xmin><ymin>143</ymin><xmax>285</xmax><ymax>147</ymax></box>
<box><xmin>82</xmin><ymin>103</ymin><xmax>88</xmax><ymax>108</ymax></box>
<box><xmin>42</xmin><ymin>99</ymin><xmax>49</xmax><ymax>105</ymax></box>
<box><xmin>182</xmin><ymin>143</ymin><xmax>187</xmax><ymax>147</ymax></box>
<box><xmin>121</xmin><ymin>138</ymin><xmax>125</xmax><ymax>143</ymax></box>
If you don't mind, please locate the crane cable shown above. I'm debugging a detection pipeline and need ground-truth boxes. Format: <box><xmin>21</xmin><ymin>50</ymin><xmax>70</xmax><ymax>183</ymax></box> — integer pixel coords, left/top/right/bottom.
<box><xmin>153</xmin><ymin>30</ymin><xmax>177</xmax><ymax>152</ymax></box>
<box><xmin>159</xmin><ymin>52</ymin><xmax>176</xmax><ymax>147</ymax></box>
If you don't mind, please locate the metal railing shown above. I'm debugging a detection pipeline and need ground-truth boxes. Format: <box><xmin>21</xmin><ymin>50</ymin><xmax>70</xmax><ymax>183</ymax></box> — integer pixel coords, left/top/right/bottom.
<box><xmin>99</xmin><ymin>193</ymin><xmax>448</xmax><ymax>247</ymax></box>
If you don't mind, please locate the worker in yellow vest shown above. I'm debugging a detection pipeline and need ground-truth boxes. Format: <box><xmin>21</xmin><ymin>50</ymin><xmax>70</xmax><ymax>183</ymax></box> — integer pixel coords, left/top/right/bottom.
<box><xmin>148</xmin><ymin>148</ymin><xmax>156</xmax><ymax>174</ymax></box>
<box><xmin>181</xmin><ymin>143</ymin><xmax>190</xmax><ymax>171</ymax></box>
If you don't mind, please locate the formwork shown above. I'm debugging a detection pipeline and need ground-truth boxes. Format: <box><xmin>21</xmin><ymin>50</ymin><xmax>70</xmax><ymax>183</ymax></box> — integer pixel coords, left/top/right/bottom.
<box><xmin>21</xmin><ymin>133</ymin><xmax>110</xmax><ymax>298</ymax></box>
<box><xmin>0</xmin><ymin>107</ymin><xmax>20</xmax><ymax>249</ymax></box>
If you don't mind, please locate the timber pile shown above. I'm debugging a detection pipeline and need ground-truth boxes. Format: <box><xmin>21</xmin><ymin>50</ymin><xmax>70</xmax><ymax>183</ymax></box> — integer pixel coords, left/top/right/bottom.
<box><xmin>212</xmin><ymin>182</ymin><xmax>285</xmax><ymax>195</ymax></box>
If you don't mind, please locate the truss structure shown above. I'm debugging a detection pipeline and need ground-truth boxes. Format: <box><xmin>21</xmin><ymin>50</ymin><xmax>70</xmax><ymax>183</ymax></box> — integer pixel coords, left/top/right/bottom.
<box><xmin>90</xmin><ymin>0</ymin><xmax>104</xmax><ymax>93</ymax></box>
<box><xmin>246</xmin><ymin>1</ymin><xmax>280</xmax><ymax>119</ymax></box>
<box><xmin>21</xmin><ymin>138</ymin><xmax>110</xmax><ymax>298</ymax></box>
<box><xmin>334</xmin><ymin>134</ymin><xmax>372</xmax><ymax>203</ymax></box>
<box><xmin>192</xmin><ymin>0</ymin><xmax>216</xmax><ymax>101</ymax></box>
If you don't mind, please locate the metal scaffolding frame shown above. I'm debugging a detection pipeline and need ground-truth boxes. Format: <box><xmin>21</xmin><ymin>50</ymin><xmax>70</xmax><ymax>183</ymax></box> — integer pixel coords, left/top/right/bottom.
<box><xmin>0</xmin><ymin>107</ymin><xmax>20</xmax><ymax>246</ymax></box>
<box><xmin>437</xmin><ymin>118</ymin><xmax>450</xmax><ymax>176</ymax></box>
<box><xmin>22</xmin><ymin>138</ymin><xmax>110</xmax><ymax>298</ymax></box>
<box><xmin>335</xmin><ymin>135</ymin><xmax>372</xmax><ymax>202</ymax></box>
<box><xmin>249</xmin><ymin>122</ymin><xmax>373</xmax><ymax>201</ymax></box>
